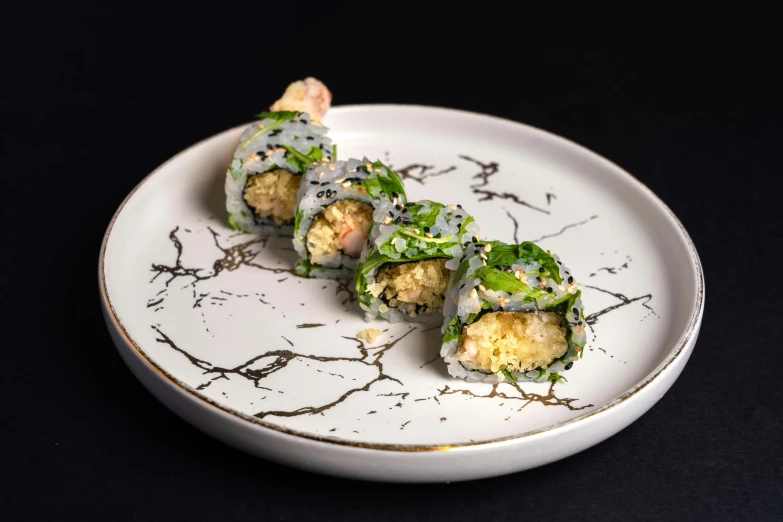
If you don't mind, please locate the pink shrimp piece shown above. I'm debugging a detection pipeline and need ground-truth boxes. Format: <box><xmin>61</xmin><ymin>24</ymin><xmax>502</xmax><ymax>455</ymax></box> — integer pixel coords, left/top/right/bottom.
<box><xmin>269</xmin><ymin>77</ymin><xmax>332</xmax><ymax>122</ymax></box>
<box><xmin>340</xmin><ymin>228</ymin><xmax>367</xmax><ymax>257</ymax></box>
<box><xmin>397</xmin><ymin>287</ymin><xmax>422</xmax><ymax>302</ymax></box>
<box><xmin>462</xmin><ymin>337</ymin><xmax>479</xmax><ymax>356</ymax></box>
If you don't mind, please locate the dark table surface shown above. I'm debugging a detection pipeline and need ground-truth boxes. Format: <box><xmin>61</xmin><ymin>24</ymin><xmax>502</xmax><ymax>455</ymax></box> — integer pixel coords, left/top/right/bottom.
<box><xmin>1</xmin><ymin>3</ymin><xmax>780</xmax><ymax>520</ymax></box>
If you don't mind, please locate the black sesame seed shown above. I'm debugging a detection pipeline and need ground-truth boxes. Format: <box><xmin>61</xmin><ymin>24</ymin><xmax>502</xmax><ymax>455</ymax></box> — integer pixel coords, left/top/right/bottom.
<box><xmin>546</xmin><ymin>287</ymin><xmax>553</xmax><ymax>293</ymax></box>
<box><xmin>472</xmin><ymin>236</ymin><xmax>477</xmax><ymax>242</ymax></box>
<box><xmin>567</xmin><ymin>276</ymin><xmax>574</xmax><ymax>284</ymax></box>
<box><xmin>578</xmin><ymin>320</ymin><xmax>583</xmax><ymax>325</ymax></box>
<box><xmin>460</xmin><ymin>283</ymin><xmax>466</xmax><ymax>290</ymax></box>
<box><xmin>539</xmin><ymin>267</ymin><xmax>546</xmax><ymax>273</ymax></box>
<box><xmin>573</xmin><ymin>307</ymin><xmax>579</xmax><ymax>315</ymax></box>
<box><xmin>306</xmin><ymin>136</ymin><xmax>314</xmax><ymax>140</ymax></box>
<box><xmin>391</xmin><ymin>192</ymin><xmax>398</xmax><ymax>199</ymax></box>
<box><xmin>319</xmin><ymin>144</ymin><xmax>324</xmax><ymax>149</ymax></box>
<box><xmin>395</xmin><ymin>204</ymin><xmax>402</xmax><ymax>211</ymax></box>
<box><xmin>457</xmin><ymin>204</ymin><xmax>462</xmax><ymax>209</ymax></box>
<box><xmin>310</xmin><ymin>181</ymin><xmax>319</xmax><ymax>185</ymax></box>
<box><xmin>316</xmin><ymin>191</ymin><xmax>325</xmax><ymax>198</ymax></box>
<box><xmin>536</xmin><ymin>276</ymin><xmax>541</xmax><ymax>282</ymax></box>
<box><xmin>455</xmin><ymin>214</ymin><xmax>462</xmax><ymax>218</ymax></box>
<box><xmin>423</xmin><ymin>226</ymin><xmax>430</xmax><ymax>232</ymax></box>
<box><xmin>321</xmin><ymin>181</ymin><xmax>330</xmax><ymax>186</ymax></box>
<box><xmin>565</xmin><ymin>362</ymin><xmax>574</xmax><ymax>370</ymax></box>
<box><xmin>266</xmin><ymin>144</ymin><xmax>273</xmax><ymax>150</ymax></box>
<box><xmin>495</xmin><ymin>265</ymin><xmax>502</xmax><ymax>270</ymax></box>
<box><xmin>463</xmin><ymin>241</ymin><xmax>470</xmax><ymax>247</ymax></box>
<box><xmin>388</xmin><ymin>211</ymin><xmax>394</xmax><ymax>217</ymax></box>
<box><xmin>299</xmin><ymin>119</ymin><xmax>307</xmax><ymax>124</ymax></box>
<box><xmin>557</xmin><ymin>261</ymin><xmax>562</xmax><ymax>265</ymax></box>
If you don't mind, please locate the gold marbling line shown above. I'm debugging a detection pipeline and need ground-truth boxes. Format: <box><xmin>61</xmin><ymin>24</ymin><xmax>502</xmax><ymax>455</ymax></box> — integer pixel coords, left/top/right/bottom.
<box><xmin>395</xmin><ymin>163</ymin><xmax>457</xmax><ymax>184</ymax></box>
<box><xmin>460</xmin><ymin>155</ymin><xmax>550</xmax><ymax>215</ymax></box>
<box><xmin>530</xmin><ymin>215</ymin><xmax>599</xmax><ymax>243</ymax></box>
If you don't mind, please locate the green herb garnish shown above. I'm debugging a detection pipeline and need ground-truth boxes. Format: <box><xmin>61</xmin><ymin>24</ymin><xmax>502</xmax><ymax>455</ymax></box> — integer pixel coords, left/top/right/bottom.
<box><xmin>240</xmin><ymin>111</ymin><xmax>299</xmax><ymax>151</ymax></box>
<box><xmin>227</xmin><ymin>213</ymin><xmax>240</xmax><ymax>231</ymax></box>
<box><xmin>229</xmin><ymin>158</ymin><xmax>243</xmax><ymax>181</ymax></box>
<box><xmin>282</xmin><ymin>145</ymin><xmax>323</xmax><ymax>173</ymax></box>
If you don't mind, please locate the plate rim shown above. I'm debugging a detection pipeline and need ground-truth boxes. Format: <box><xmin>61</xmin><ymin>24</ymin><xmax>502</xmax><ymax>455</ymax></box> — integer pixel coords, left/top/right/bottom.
<box><xmin>99</xmin><ymin>103</ymin><xmax>705</xmax><ymax>452</ymax></box>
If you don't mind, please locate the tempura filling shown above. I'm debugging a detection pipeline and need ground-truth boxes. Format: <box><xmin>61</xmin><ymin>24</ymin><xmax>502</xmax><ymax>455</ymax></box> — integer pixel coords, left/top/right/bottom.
<box><xmin>456</xmin><ymin>311</ymin><xmax>568</xmax><ymax>374</ymax></box>
<box><xmin>243</xmin><ymin>169</ymin><xmax>300</xmax><ymax>225</ymax></box>
<box><xmin>370</xmin><ymin>259</ymin><xmax>450</xmax><ymax>316</ymax></box>
<box><xmin>306</xmin><ymin>200</ymin><xmax>373</xmax><ymax>266</ymax></box>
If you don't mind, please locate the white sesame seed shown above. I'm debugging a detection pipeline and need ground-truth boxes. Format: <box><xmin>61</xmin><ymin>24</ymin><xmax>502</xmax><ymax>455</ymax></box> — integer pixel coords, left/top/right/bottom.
<box><xmin>342</xmin><ymin>181</ymin><xmax>351</xmax><ymax>188</ymax></box>
<box><xmin>478</xmin><ymin>285</ymin><xmax>486</xmax><ymax>292</ymax></box>
<box><xmin>483</xmin><ymin>244</ymin><xmax>491</xmax><ymax>252</ymax></box>
<box><xmin>470</xmin><ymin>288</ymin><xmax>478</xmax><ymax>298</ymax></box>
<box><xmin>425</xmin><ymin>232</ymin><xmax>433</xmax><ymax>238</ymax></box>
<box><xmin>479</xmin><ymin>253</ymin><xmax>487</xmax><ymax>260</ymax></box>
<box><xmin>333</xmin><ymin>177</ymin><xmax>345</xmax><ymax>183</ymax></box>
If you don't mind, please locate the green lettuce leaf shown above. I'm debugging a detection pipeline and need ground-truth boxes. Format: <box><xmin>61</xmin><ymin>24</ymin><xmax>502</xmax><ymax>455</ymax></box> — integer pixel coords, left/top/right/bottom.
<box><xmin>518</xmin><ymin>242</ymin><xmax>562</xmax><ymax>284</ymax></box>
<box><xmin>484</xmin><ymin>242</ymin><xmax>522</xmax><ymax>268</ymax></box>
<box><xmin>450</xmin><ymin>259</ymin><xmax>470</xmax><ymax>289</ymax></box>
<box><xmin>473</xmin><ymin>266</ymin><xmax>527</xmax><ymax>294</ymax></box>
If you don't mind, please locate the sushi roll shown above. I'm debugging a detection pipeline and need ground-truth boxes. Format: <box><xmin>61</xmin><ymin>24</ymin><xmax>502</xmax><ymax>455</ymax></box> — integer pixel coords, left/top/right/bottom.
<box><xmin>293</xmin><ymin>158</ymin><xmax>407</xmax><ymax>278</ymax></box>
<box><xmin>355</xmin><ymin>200</ymin><xmax>480</xmax><ymax>324</ymax></box>
<box><xmin>225</xmin><ymin>78</ymin><xmax>334</xmax><ymax>236</ymax></box>
<box><xmin>441</xmin><ymin>240</ymin><xmax>586</xmax><ymax>383</ymax></box>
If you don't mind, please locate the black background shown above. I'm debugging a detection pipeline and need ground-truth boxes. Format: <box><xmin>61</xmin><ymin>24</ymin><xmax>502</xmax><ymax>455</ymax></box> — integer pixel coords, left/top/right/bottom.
<box><xmin>1</xmin><ymin>2</ymin><xmax>781</xmax><ymax>520</ymax></box>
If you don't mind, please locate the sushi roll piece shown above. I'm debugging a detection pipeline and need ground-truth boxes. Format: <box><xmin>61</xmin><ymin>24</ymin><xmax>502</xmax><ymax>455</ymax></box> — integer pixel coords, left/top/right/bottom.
<box><xmin>355</xmin><ymin>200</ymin><xmax>479</xmax><ymax>324</ymax></box>
<box><xmin>225</xmin><ymin>78</ymin><xmax>334</xmax><ymax>236</ymax></box>
<box><xmin>293</xmin><ymin>158</ymin><xmax>407</xmax><ymax>278</ymax></box>
<box><xmin>441</xmin><ymin>240</ymin><xmax>586</xmax><ymax>383</ymax></box>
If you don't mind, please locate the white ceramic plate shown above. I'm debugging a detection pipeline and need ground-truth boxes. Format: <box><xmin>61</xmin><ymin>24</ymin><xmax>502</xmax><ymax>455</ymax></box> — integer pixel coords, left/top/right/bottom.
<box><xmin>100</xmin><ymin>105</ymin><xmax>704</xmax><ymax>482</ymax></box>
